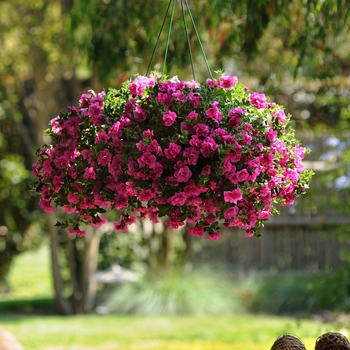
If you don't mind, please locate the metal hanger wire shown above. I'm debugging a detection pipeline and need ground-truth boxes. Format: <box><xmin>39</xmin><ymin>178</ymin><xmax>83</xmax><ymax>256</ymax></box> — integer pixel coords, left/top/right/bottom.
<box><xmin>146</xmin><ymin>0</ymin><xmax>213</xmax><ymax>79</ymax></box>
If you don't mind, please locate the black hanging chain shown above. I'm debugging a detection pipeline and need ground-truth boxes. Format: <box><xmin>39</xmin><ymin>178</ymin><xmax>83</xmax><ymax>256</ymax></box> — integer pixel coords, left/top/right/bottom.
<box><xmin>146</xmin><ymin>0</ymin><xmax>213</xmax><ymax>79</ymax></box>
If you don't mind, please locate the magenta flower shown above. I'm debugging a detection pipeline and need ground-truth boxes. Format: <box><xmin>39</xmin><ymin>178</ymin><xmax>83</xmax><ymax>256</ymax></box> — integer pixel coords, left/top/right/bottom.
<box><xmin>138</xmin><ymin>189</ymin><xmax>154</xmax><ymax>202</ymax></box>
<box><xmin>68</xmin><ymin>228</ymin><xmax>86</xmax><ymax>237</ymax></box>
<box><xmin>183</xmin><ymin>147</ymin><xmax>199</xmax><ymax>165</ymax></box>
<box><xmin>114</xmin><ymin>193</ymin><xmax>129</xmax><ymax>210</ymax></box>
<box><xmin>249</xmin><ymin>92</ymin><xmax>267</xmax><ymax>109</ymax></box>
<box><xmin>137</xmin><ymin>151</ymin><xmax>157</xmax><ymax>169</ymax></box>
<box><xmin>54</xmin><ymin>156</ymin><xmax>70</xmax><ymax>169</ymax></box>
<box><xmin>162</xmin><ymin>111</ymin><xmax>177</xmax><ymax>126</ymax></box>
<box><xmin>188</xmin><ymin>92</ymin><xmax>201</xmax><ymax>107</ymax></box>
<box><xmin>164</xmin><ymin>142</ymin><xmax>181</xmax><ymax>159</ymax></box>
<box><xmin>194</xmin><ymin>123</ymin><xmax>210</xmax><ymax>137</ymax></box>
<box><xmin>224</xmin><ymin>188</ymin><xmax>242</xmax><ymax>203</ymax></box>
<box><xmin>67</xmin><ymin>192</ymin><xmax>80</xmax><ymax>204</ymax></box>
<box><xmin>260</xmin><ymin>153</ymin><xmax>274</xmax><ymax>167</ymax></box>
<box><xmin>91</xmin><ymin>215</ymin><xmax>108</xmax><ymax>227</ymax></box>
<box><xmin>187</xmin><ymin>226</ymin><xmax>205</xmax><ymax>237</ymax></box>
<box><xmin>224</xmin><ymin>206</ymin><xmax>239</xmax><ymax>220</ymax></box>
<box><xmin>83</xmin><ymin>167</ymin><xmax>96</xmax><ymax>180</ymax></box>
<box><xmin>205</xmin><ymin>101</ymin><xmax>223</xmax><ymax>121</ymax></box>
<box><xmin>128</xmin><ymin>76</ymin><xmax>155</xmax><ymax>96</ymax></box>
<box><xmin>265</xmin><ymin>129</ymin><xmax>278</xmax><ymax>142</ymax></box>
<box><xmin>273</xmin><ymin>108</ymin><xmax>287</xmax><ymax>123</ymax></box>
<box><xmin>174</xmin><ymin>164</ymin><xmax>192</xmax><ymax>182</ymax></box>
<box><xmin>169</xmin><ymin>192</ymin><xmax>187</xmax><ymax>206</ymax></box>
<box><xmin>219</xmin><ymin>75</ymin><xmax>238</xmax><ymax>89</ymax></box>
<box><xmin>206</xmin><ymin>231</ymin><xmax>221</xmax><ymax>240</ymax></box>
<box><xmin>39</xmin><ymin>198</ymin><xmax>56</xmax><ymax>212</ymax></box>
<box><xmin>200</xmin><ymin>137</ymin><xmax>219</xmax><ymax>158</ymax></box>
<box><xmin>95</xmin><ymin>131</ymin><xmax>110</xmax><ymax>144</ymax></box>
<box><xmin>201</xmin><ymin>165</ymin><xmax>212</xmax><ymax>175</ymax></box>
<box><xmin>98</xmin><ymin>149</ymin><xmax>112</xmax><ymax>166</ymax></box>
<box><xmin>134</xmin><ymin>105</ymin><xmax>147</xmax><ymax>122</ymax></box>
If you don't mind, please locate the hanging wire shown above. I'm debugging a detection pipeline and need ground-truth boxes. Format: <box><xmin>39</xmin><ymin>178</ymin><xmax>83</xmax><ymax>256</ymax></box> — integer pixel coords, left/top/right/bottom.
<box><xmin>146</xmin><ymin>0</ymin><xmax>212</xmax><ymax>79</ymax></box>
<box><xmin>146</xmin><ymin>0</ymin><xmax>173</xmax><ymax>76</ymax></box>
<box><xmin>180</xmin><ymin>0</ymin><xmax>195</xmax><ymax>80</ymax></box>
<box><xmin>162</xmin><ymin>0</ymin><xmax>177</xmax><ymax>76</ymax></box>
<box><xmin>183</xmin><ymin>0</ymin><xmax>213</xmax><ymax>79</ymax></box>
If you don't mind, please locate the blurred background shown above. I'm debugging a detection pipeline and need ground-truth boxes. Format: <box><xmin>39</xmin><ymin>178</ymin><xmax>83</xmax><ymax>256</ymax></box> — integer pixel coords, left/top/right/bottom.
<box><xmin>0</xmin><ymin>0</ymin><xmax>350</xmax><ymax>349</ymax></box>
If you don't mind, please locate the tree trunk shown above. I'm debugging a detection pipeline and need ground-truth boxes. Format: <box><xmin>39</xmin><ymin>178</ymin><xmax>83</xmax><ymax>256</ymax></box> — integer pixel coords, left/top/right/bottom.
<box><xmin>0</xmin><ymin>254</ymin><xmax>12</xmax><ymax>293</ymax></box>
<box><xmin>180</xmin><ymin>228</ymin><xmax>193</xmax><ymax>269</ymax></box>
<box><xmin>64</xmin><ymin>226</ymin><xmax>101</xmax><ymax>314</ymax></box>
<box><xmin>47</xmin><ymin>212</ymin><xmax>72</xmax><ymax>315</ymax></box>
<box><xmin>82</xmin><ymin>226</ymin><xmax>101</xmax><ymax>313</ymax></box>
<box><xmin>66</xmin><ymin>236</ymin><xmax>84</xmax><ymax>314</ymax></box>
<box><xmin>160</xmin><ymin>226</ymin><xmax>175</xmax><ymax>272</ymax></box>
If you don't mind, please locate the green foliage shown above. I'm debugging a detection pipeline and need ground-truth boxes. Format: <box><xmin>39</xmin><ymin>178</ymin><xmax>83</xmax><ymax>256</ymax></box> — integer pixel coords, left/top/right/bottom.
<box><xmin>97</xmin><ymin>225</ymin><xmax>145</xmax><ymax>271</ymax></box>
<box><xmin>68</xmin><ymin>0</ymin><xmax>350</xmax><ymax>83</ymax></box>
<box><xmin>70</xmin><ymin>0</ymin><xmax>214</xmax><ymax>82</ymax></box>
<box><xmin>235</xmin><ymin>270</ymin><xmax>350</xmax><ymax>314</ymax></box>
<box><xmin>99</xmin><ymin>268</ymin><xmax>241</xmax><ymax>315</ymax></box>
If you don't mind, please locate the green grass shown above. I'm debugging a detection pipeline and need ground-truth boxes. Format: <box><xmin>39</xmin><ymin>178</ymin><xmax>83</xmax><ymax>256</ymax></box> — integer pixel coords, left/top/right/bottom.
<box><xmin>0</xmin><ymin>244</ymin><xmax>55</xmax><ymax>314</ymax></box>
<box><xmin>4</xmin><ymin>244</ymin><xmax>53</xmax><ymax>300</ymax></box>
<box><xmin>0</xmin><ymin>313</ymin><xmax>343</xmax><ymax>350</ymax></box>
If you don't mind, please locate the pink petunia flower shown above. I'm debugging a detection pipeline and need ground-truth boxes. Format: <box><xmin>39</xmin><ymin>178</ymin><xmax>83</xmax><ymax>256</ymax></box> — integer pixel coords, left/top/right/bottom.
<box><xmin>164</xmin><ymin>142</ymin><xmax>182</xmax><ymax>159</ymax></box>
<box><xmin>219</xmin><ymin>75</ymin><xmax>238</xmax><ymax>89</ymax></box>
<box><xmin>187</xmin><ymin>111</ymin><xmax>198</xmax><ymax>120</ymax></box>
<box><xmin>134</xmin><ymin>105</ymin><xmax>147</xmax><ymax>122</ymax></box>
<box><xmin>39</xmin><ymin>198</ymin><xmax>56</xmax><ymax>212</ymax></box>
<box><xmin>249</xmin><ymin>92</ymin><xmax>267</xmax><ymax>109</ymax></box>
<box><xmin>138</xmin><ymin>189</ymin><xmax>154</xmax><ymax>202</ymax></box>
<box><xmin>206</xmin><ymin>231</ymin><xmax>221</xmax><ymax>240</ymax></box>
<box><xmin>84</xmin><ymin>167</ymin><xmax>96</xmax><ymax>180</ymax></box>
<box><xmin>68</xmin><ymin>228</ymin><xmax>86</xmax><ymax>237</ymax></box>
<box><xmin>174</xmin><ymin>164</ymin><xmax>192</xmax><ymax>182</ymax></box>
<box><xmin>114</xmin><ymin>193</ymin><xmax>129</xmax><ymax>210</ymax></box>
<box><xmin>224</xmin><ymin>206</ymin><xmax>239</xmax><ymax>219</ymax></box>
<box><xmin>187</xmin><ymin>226</ymin><xmax>205</xmax><ymax>237</ymax></box>
<box><xmin>205</xmin><ymin>101</ymin><xmax>223</xmax><ymax>121</ymax></box>
<box><xmin>91</xmin><ymin>215</ymin><xmax>108</xmax><ymax>227</ymax></box>
<box><xmin>162</xmin><ymin>111</ymin><xmax>177</xmax><ymax>126</ymax></box>
<box><xmin>200</xmin><ymin>137</ymin><xmax>219</xmax><ymax>158</ymax></box>
<box><xmin>273</xmin><ymin>109</ymin><xmax>287</xmax><ymax>123</ymax></box>
<box><xmin>224</xmin><ymin>188</ymin><xmax>242</xmax><ymax>203</ymax></box>
<box><xmin>168</xmin><ymin>192</ymin><xmax>187</xmax><ymax>206</ymax></box>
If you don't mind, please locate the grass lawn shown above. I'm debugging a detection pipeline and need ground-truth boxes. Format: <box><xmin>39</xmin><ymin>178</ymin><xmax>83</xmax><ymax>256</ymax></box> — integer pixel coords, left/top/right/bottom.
<box><xmin>1</xmin><ymin>244</ymin><xmax>349</xmax><ymax>349</ymax></box>
<box><xmin>3</xmin><ymin>244</ymin><xmax>53</xmax><ymax>300</ymax></box>
<box><xmin>0</xmin><ymin>313</ymin><xmax>345</xmax><ymax>350</ymax></box>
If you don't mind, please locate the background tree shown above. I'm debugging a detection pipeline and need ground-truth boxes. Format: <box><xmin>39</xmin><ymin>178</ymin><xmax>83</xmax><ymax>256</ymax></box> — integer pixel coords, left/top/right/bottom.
<box><xmin>0</xmin><ymin>0</ymin><xmax>100</xmax><ymax>314</ymax></box>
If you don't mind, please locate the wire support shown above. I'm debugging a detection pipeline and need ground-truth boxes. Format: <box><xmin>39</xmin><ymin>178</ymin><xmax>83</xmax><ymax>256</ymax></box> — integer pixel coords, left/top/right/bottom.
<box><xmin>146</xmin><ymin>0</ymin><xmax>212</xmax><ymax>79</ymax></box>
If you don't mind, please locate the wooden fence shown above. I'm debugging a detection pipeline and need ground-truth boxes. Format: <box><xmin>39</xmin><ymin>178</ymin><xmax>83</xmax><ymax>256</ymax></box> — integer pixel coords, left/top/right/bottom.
<box><xmin>193</xmin><ymin>223</ymin><xmax>350</xmax><ymax>272</ymax></box>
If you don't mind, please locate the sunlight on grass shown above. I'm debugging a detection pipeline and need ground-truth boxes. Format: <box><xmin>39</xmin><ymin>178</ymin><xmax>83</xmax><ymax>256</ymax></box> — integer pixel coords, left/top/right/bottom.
<box><xmin>0</xmin><ymin>314</ymin><xmax>343</xmax><ymax>350</ymax></box>
<box><xmin>5</xmin><ymin>243</ymin><xmax>53</xmax><ymax>299</ymax></box>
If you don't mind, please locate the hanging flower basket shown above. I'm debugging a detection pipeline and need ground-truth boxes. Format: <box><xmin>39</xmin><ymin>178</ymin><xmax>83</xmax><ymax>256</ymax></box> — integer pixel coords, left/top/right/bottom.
<box><xmin>32</xmin><ymin>73</ymin><xmax>313</xmax><ymax>239</ymax></box>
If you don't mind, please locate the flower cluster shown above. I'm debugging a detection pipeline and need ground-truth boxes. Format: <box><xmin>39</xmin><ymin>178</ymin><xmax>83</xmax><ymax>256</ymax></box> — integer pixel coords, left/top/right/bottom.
<box><xmin>32</xmin><ymin>73</ymin><xmax>313</xmax><ymax>239</ymax></box>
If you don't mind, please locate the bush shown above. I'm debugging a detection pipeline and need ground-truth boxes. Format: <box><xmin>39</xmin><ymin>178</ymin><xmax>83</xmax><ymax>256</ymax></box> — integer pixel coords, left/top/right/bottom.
<box><xmin>98</xmin><ymin>268</ymin><xmax>242</xmax><ymax>315</ymax></box>
<box><xmin>235</xmin><ymin>268</ymin><xmax>350</xmax><ymax>315</ymax></box>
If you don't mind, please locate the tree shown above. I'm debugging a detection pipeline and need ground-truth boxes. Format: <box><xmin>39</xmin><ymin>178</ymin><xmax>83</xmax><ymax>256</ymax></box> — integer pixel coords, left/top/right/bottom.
<box><xmin>0</xmin><ymin>0</ymin><xmax>102</xmax><ymax>313</ymax></box>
